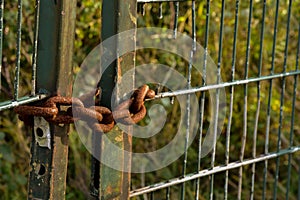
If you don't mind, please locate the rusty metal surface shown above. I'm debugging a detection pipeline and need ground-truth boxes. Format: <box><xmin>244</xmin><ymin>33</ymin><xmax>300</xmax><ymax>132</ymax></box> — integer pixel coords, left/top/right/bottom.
<box><xmin>27</xmin><ymin>0</ymin><xmax>77</xmax><ymax>199</ymax></box>
<box><xmin>14</xmin><ymin>85</ymin><xmax>155</xmax><ymax>133</ymax></box>
<box><xmin>49</xmin><ymin>1</ymin><xmax>77</xmax><ymax>198</ymax></box>
<box><xmin>89</xmin><ymin>0</ymin><xmax>137</xmax><ymax>199</ymax></box>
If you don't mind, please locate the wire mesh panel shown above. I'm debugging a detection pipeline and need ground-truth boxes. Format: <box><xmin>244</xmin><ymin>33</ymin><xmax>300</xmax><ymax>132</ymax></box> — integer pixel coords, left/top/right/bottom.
<box><xmin>0</xmin><ymin>0</ymin><xmax>299</xmax><ymax>199</ymax></box>
<box><xmin>129</xmin><ymin>0</ymin><xmax>300</xmax><ymax>199</ymax></box>
<box><xmin>0</xmin><ymin>0</ymin><xmax>42</xmax><ymax>111</ymax></box>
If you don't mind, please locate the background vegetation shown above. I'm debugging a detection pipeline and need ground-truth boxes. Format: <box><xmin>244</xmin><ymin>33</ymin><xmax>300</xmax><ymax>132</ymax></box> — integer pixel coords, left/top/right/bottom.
<box><xmin>0</xmin><ymin>0</ymin><xmax>300</xmax><ymax>199</ymax></box>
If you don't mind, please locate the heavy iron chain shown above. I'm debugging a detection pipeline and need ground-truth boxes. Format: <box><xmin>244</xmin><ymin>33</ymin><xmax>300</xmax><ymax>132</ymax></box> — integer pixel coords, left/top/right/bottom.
<box><xmin>14</xmin><ymin>85</ymin><xmax>155</xmax><ymax>133</ymax></box>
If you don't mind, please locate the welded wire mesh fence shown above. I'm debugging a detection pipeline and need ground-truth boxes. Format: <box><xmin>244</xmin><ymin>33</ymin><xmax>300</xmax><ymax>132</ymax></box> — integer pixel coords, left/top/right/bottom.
<box><xmin>0</xmin><ymin>0</ymin><xmax>43</xmax><ymax>111</ymax></box>
<box><xmin>129</xmin><ymin>0</ymin><xmax>300</xmax><ymax>199</ymax></box>
<box><xmin>0</xmin><ymin>0</ymin><xmax>299</xmax><ymax>199</ymax></box>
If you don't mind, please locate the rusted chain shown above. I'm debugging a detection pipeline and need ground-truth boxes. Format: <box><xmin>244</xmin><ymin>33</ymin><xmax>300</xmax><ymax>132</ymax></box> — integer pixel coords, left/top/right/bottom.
<box><xmin>113</xmin><ymin>85</ymin><xmax>155</xmax><ymax>125</ymax></box>
<box><xmin>14</xmin><ymin>85</ymin><xmax>155</xmax><ymax>133</ymax></box>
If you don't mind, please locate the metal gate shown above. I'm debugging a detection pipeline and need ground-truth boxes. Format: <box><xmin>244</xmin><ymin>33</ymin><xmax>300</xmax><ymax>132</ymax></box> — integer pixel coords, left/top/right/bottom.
<box><xmin>129</xmin><ymin>0</ymin><xmax>300</xmax><ymax>199</ymax></box>
<box><xmin>0</xmin><ymin>0</ymin><xmax>77</xmax><ymax>199</ymax></box>
<box><xmin>0</xmin><ymin>0</ymin><xmax>299</xmax><ymax>199</ymax></box>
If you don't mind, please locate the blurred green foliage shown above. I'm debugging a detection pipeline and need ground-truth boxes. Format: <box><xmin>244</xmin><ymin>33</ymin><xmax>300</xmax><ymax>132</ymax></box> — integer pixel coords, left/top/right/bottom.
<box><xmin>0</xmin><ymin>0</ymin><xmax>300</xmax><ymax>199</ymax></box>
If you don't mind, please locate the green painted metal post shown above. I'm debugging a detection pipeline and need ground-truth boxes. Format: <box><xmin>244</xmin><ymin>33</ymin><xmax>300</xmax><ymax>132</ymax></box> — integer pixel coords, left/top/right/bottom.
<box><xmin>90</xmin><ymin>0</ymin><xmax>137</xmax><ymax>199</ymax></box>
<box><xmin>28</xmin><ymin>0</ymin><xmax>76</xmax><ymax>199</ymax></box>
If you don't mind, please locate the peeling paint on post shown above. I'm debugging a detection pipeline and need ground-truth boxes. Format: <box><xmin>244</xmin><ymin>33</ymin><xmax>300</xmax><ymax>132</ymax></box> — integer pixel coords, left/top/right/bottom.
<box><xmin>28</xmin><ymin>0</ymin><xmax>76</xmax><ymax>199</ymax></box>
<box><xmin>89</xmin><ymin>0</ymin><xmax>136</xmax><ymax>199</ymax></box>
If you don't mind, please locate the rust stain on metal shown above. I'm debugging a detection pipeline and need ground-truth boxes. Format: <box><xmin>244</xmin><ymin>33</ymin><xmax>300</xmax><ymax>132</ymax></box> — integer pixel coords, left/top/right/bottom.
<box><xmin>15</xmin><ymin>86</ymin><xmax>155</xmax><ymax>133</ymax></box>
<box><xmin>117</xmin><ymin>57</ymin><xmax>123</xmax><ymax>84</ymax></box>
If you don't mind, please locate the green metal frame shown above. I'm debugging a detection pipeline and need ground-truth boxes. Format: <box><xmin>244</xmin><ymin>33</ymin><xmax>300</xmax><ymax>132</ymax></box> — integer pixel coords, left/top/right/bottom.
<box><xmin>28</xmin><ymin>0</ymin><xmax>76</xmax><ymax>199</ymax></box>
<box><xmin>90</xmin><ymin>0</ymin><xmax>137</xmax><ymax>199</ymax></box>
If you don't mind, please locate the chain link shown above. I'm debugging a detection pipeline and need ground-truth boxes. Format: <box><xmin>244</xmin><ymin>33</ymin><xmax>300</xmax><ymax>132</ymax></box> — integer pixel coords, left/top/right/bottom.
<box><xmin>14</xmin><ymin>85</ymin><xmax>155</xmax><ymax>133</ymax></box>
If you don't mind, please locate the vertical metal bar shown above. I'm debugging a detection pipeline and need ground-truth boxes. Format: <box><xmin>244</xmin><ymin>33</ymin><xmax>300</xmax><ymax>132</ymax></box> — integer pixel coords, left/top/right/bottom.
<box><xmin>238</xmin><ymin>0</ymin><xmax>253</xmax><ymax>199</ymax></box>
<box><xmin>191</xmin><ymin>0</ymin><xmax>196</xmax><ymax>52</ymax></box>
<box><xmin>13</xmin><ymin>0</ymin><xmax>22</xmax><ymax>100</ymax></box>
<box><xmin>251</xmin><ymin>1</ymin><xmax>266</xmax><ymax>199</ymax></box>
<box><xmin>150</xmin><ymin>192</ymin><xmax>154</xmax><ymax>200</ymax></box>
<box><xmin>298</xmin><ymin>158</ymin><xmax>300</xmax><ymax>200</ymax></box>
<box><xmin>273</xmin><ymin>0</ymin><xmax>292</xmax><ymax>199</ymax></box>
<box><xmin>180</xmin><ymin>40</ymin><xmax>192</xmax><ymax>200</ymax></box>
<box><xmin>90</xmin><ymin>2</ymin><xmax>118</xmax><ymax>198</ymax></box>
<box><xmin>28</xmin><ymin>0</ymin><xmax>76</xmax><ymax>199</ymax></box>
<box><xmin>166</xmin><ymin>187</ymin><xmax>170</xmax><ymax>200</ymax></box>
<box><xmin>173</xmin><ymin>1</ymin><xmax>179</xmax><ymax>38</ymax></box>
<box><xmin>50</xmin><ymin>1</ymin><xmax>77</xmax><ymax>198</ymax></box>
<box><xmin>224</xmin><ymin>1</ymin><xmax>239</xmax><ymax>199</ymax></box>
<box><xmin>263</xmin><ymin>0</ymin><xmax>279</xmax><ymax>199</ymax></box>
<box><xmin>181</xmin><ymin>2</ymin><xmax>195</xmax><ymax>199</ymax></box>
<box><xmin>195</xmin><ymin>0</ymin><xmax>210</xmax><ymax>199</ymax></box>
<box><xmin>28</xmin><ymin>1</ymin><xmax>59</xmax><ymax>198</ymax></box>
<box><xmin>115</xmin><ymin>1</ymin><xmax>136</xmax><ymax>198</ymax></box>
<box><xmin>210</xmin><ymin>0</ymin><xmax>225</xmax><ymax>199</ymax></box>
<box><xmin>31</xmin><ymin>0</ymin><xmax>40</xmax><ymax>96</ymax></box>
<box><xmin>141</xmin><ymin>3</ymin><xmax>146</xmax><ymax>16</ymax></box>
<box><xmin>91</xmin><ymin>0</ymin><xmax>136</xmax><ymax>199</ymax></box>
<box><xmin>158</xmin><ymin>2</ymin><xmax>163</xmax><ymax>19</ymax></box>
<box><xmin>286</xmin><ymin>22</ymin><xmax>300</xmax><ymax>200</ymax></box>
<box><xmin>0</xmin><ymin>0</ymin><xmax>3</xmax><ymax>95</ymax></box>
<box><xmin>89</xmin><ymin>2</ymin><xmax>118</xmax><ymax>197</ymax></box>
<box><xmin>36</xmin><ymin>2</ymin><xmax>58</xmax><ymax>92</ymax></box>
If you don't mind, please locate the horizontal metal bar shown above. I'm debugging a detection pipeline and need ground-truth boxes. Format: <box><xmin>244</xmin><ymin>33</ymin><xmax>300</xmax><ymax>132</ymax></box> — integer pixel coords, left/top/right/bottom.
<box><xmin>130</xmin><ymin>146</ymin><xmax>300</xmax><ymax>197</ymax></box>
<box><xmin>153</xmin><ymin>70</ymin><xmax>300</xmax><ymax>99</ymax></box>
<box><xmin>0</xmin><ymin>94</ymin><xmax>47</xmax><ymax>111</ymax></box>
<box><xmin>3</xmin><ymin>70</ymin><xmax>298</xmax><ymax>111</ymax></box>
<box><xmin>137</xmin><ymin>0</ymin><xmax>189</xmax><ymax>2</ymax></box>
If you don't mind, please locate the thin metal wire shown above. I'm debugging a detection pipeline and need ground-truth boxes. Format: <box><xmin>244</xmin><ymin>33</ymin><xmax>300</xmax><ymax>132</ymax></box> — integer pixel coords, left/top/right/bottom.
<box><xmin>209</xmin><ymin>0</ymin><xmax>225</xmax><ymax>199</ymax></box>
<box><xmin>130</xmin><ymin>146</ymin><xmax>300</xmax><ymax>197</ymax></box>
<box><xmin>138</xmin><ymin>3</ymin><xmax>146</xmax><ymax>16</ymax></box>
<box><xmin>13</xmin><ymin>0</ymin><xmax>22</xmax><ymax>100</ymax></box>
<box><xmin>298</xmin><ymin>158</ymin><xmax>300</xmax><ymax>200</ymax></box>
<box><xmin>263</xmin><ymin>0</ymin><xmax>279</xmax><ymax>198</ymax></box>
<box><xmin>180</xmin><ymin>50</ymin><xmax>192</xmax><ymax>200</ymax></box>
<box><xmin>180</xmin><ymin>2</ymin><xmax>195</xmax><ymax>199</ymax></box>
<box><xmin>191</xmin><ymin>0</ymin><xmax>195</xmax><ymax>51</ymax></box>
<box><xmin>273</xmin><ymin>1</ymin><xmax>292</xmax><ymax>199</ymax></box>
<box><xmin>31</xmin><ymin>0</ymin><xmax>40</xmax><ymax>96</ymax></box>
<box><xmin>195</xmin><ymin>0</ymin><xmax>210</xmax><ymax>199</ymax></box>
<box><xmin>158</xmin><ymin>2</ymin><xmax>163</xmax><ymax>19</ymax></box>
<box><xmin>173</xmin><ymin>1</ymin><xmax>179</xmax><ymax>38</ymax></box>
<box><xmin>0</xmin><ymin>0</ymin><xmax>4</xmax><ymax>96</ymax></box>
<box><xmin>251</xmin><ymin>1</ymin><xmax>266</xmax><ymax>199</ymax></box>
<box><xmin>238</xmin><ymin>1</ymin><xmax>253</xmax><ymax>199</ymax></box>
<box><xmin>166</xmin><ymin>187</ymin><xmax>170</xmax><ymax>200</ymax></box>
<box><xmin>152</xmin><ymin>71</ymin><xmax>300</xmax><ymax>100</ymax></box>
<box><xmin>286</xmin><ymin>22</ymin><xmax>300</xmax><ymax>200</ymax></box>
<box><xmin>0</xmin><ymin>95</ymin><xmax>47</xmax><ymax>111</ymax></box>
<box><xmin>3</xmin><ymin>61</ymin><xmax>298</xmax><ymax>108</ymax></box>
<box><xmin>224</xmin><ymin>1</ymin><xmax>239</xmax><ymax>199</ymax></box>
<box><xmin>150</xmin><ymin>191</ymin><xmax>154</xmax><ymax>200</ymax></box>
